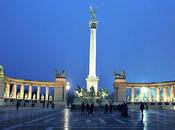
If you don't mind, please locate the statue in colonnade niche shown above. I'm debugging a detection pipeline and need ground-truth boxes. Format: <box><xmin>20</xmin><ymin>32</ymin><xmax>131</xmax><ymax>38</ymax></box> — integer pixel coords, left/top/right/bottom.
<box><xmin>4</xmin><ymin>93</ymin><xmax>6</xmax><ymax>98</ymax></box>
<box><xmin>173</xmin><ymin>97</ymin><xmax>175</xmax><ymax>102</ymax></box>
<box><xmin>135</xmin><ymin>96</ymin><xmax>139</xmax><ymax>102</ymax></box>
<box><xmin>17</xmin><ymin>93</ymin><xmax>20</xmax><ymax>99</ymax></box>
<box><xmin>49</xmin><ymin>95</ymin><xmax>52</xmax><ymax>100</ymax></box>
<box><xmin>33</xmin><ymin>94</ymin><xmax>36</xmax><ymax>100</ymax></box>
<box><xmin>41</xmin><ymin>94</ymin><xmax>45</xmax><ymax>100</ymax></box>
<box><xmin>9</xmin><ymin>93</ymin><xmax>13</xmax><ymax>98</ymax></box>
<box><xmin>25</xmin><ymin>93</ymin><xmax>28</xmax><ymax>99</ymax></box>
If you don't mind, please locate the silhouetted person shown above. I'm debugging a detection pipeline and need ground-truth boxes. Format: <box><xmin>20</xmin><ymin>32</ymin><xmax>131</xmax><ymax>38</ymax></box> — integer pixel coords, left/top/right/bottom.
<box><xmin>140</xmin><ymin>102</ymin><xmax>145</xmax><ymax>118</ymax></box>
<box><xmin>24</xmin><ymin>103</ymin><xmax>26</xmax><ymax>107</ymax></box>
<box><xmin>90</xmin><ymin>103</ymin><xmax>94</xmax><ymax>115</ymax></box>
<box><xmin>32</xmin><ymin>102</ymin><xmax>35</xmax><ymax>108</ymax></box>
<box><xmin>109</xmin><ymin>103</ymin><xmax>112</xmax><ymax>113</ymax></box>
<box><xmin>146</xmin><ymin>104</ymin><xmax>148</xmax><ymax>110</ymax></box>
<box><xmin>43</xmin><ymin>103</ymin><xmax>45</xmax><ymax>108</ymax></box>
<box><xmin>86</xmin><ymin>103</ymin><xmax>90</xmax><ymax>116</ymax></box>
<box><xmin>120</xmin><ymin>104</ymin><xmax>123</xmax><ymax>116</ymax></box>
<box><xmin>105</xmin><ymin>104</ymin><xmax>109</xmax><ymax>114</ymax></box>
<box><xmin>52</xmin><ymin>103</ymin><xmax>55</xmax><ymax>110</ymax></box>
<box><xmin>81</xmin><ymin>103</ymin><xmax>85</xmax><ymax>116</ymax></box>
<box><xmin>47</xmin><ymin>103</ymin><xmax>49</xmax><ymax>108</ymax></box>
<box><xmin>16</xmin><ymin>102</ymin><xmax>20</xmax><ymax>111</ymax></box>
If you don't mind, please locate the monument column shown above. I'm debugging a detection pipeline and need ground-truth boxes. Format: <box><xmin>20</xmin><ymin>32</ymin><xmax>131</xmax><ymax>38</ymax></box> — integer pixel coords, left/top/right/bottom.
<box><xmin>13</xmin><ymin>82</ymin><xmax>17</xmax><ymax>99</ymax></box>
<box><xmin>45</xmin><ymin>86</ymin><xmax>49</xmax><ymax>100</ymax></box>
<box><xmin>131</xmin><ymin>87</ymin><xmax>134</xmax><ymax>102</ymax></box>
<box><xmin>86</xmin><ymin>7</ymin><xmax>99</xmax><ymax>95</ymax></box>
<box><xmin>156</xmin><ymin>87</ymin><xmax>160</xmax><ymax>102</ymax></box>
<box><xmin>37</xmin><ymin>85</ymin><xmax>40</xmax><ymax>100</ymax></box>
<box><xmin>28</xmin><ymin>84</ymin><xmax>32</xmax><ymax>100</ymax></box>
<box><xmin>20</xmin><ymin>84</ymin><xmax>24</xmax><ymax>99</ymax></box>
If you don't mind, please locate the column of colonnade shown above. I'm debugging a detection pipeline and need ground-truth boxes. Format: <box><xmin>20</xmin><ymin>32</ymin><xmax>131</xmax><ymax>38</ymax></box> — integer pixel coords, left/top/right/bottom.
<box><xmin>4</xmin><ymin>82</ymin><xmax>53</xmax><ymax>101</ymax></box>
<box><xmin>156</xmin><ymin>87</ymin><xmax>160</xmax><ymax>102</ymax></box>
<box><xmin>170</xmin><ymin>85</ymin><xmax>174</xmax><ymax>101</ymax></box>
<box><xmin>131</xmin><ymin>87</ymin><xmax>134</xmax><ymax>102</ymax></box>
<box><xmin>20</xmin><ymin>84</ymin><xmax>24</xmax><ymax>99</ymax></box>
<box><xmin>37</xmin><ymin>85</ymin><xmax>40</xmax><ymax>100</ymax></box>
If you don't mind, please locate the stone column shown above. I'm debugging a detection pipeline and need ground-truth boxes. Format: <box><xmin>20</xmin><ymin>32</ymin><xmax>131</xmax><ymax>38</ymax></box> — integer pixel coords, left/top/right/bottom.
<box><xmin>156</xmin><ymin>87</ymin><xmax>160</xmax><ymax>102</ymax></box>
<box><xmin>37</xmin><ymin>85</ymin><xmax>40</xmax><ymax>100</ymax></box>
<box><xmin>5</xmin><ymin>82</ymin><xmax>10</xmax><ymax>98</ymax></box>
<box><xmin>131</xmin><ymin>87</ymin><xmax>134</xmax><ymax>102</ymax></box>
<box><xmin>148</xmin><ymin>87</ymin><xmax>152</xmax><ymax>102</ymax></box>
<box><xmin>170</xmin><ymin>86</ymin><xmax>174</xmax><ymax>102</ymax></box>
<box><xmin>20</xmin><ymin>84</ymin><xmax>24</xmax><ymax>99</ymax></box>
<box><xmin>13</xmin><ymin>82</ymin><xmax>17</xmax><ymax>99</ymax></box>
<box><xmin>163</xmin><ymin>87</ymin><xmax>167</xmax><ymax>102</ymax></box>
<box><xmin>140</xmin><ymin>87</ymin><xmax>143</xmax><ymax>102</ymax></box>
<box><xmin>28</xmin><ymin>84</ymin><xmax>32</xmax><ymax>100</ymax></box>
<box><xmin>45</xmin><ymin>86</ymin><xmax>49</xmax><ymax>100</ymax></box>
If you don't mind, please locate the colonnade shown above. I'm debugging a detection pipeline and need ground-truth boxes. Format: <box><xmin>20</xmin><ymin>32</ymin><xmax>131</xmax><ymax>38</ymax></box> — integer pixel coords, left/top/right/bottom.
<box><xmin>4</xmin><ymin>82</ymin><xmax>54</xmax><ymax>101</ymax></box>
<box><xmin>127</xmin><ymin>85</ymin><xmax>175</xmax><ymax>102</ymax></box>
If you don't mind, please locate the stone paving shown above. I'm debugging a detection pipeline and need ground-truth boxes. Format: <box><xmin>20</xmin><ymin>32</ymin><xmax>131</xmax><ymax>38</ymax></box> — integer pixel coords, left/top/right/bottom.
<box><xmin>0</xmin><ymin>106</ymin><xmax>175</xmax><ymax>130</ymax></box>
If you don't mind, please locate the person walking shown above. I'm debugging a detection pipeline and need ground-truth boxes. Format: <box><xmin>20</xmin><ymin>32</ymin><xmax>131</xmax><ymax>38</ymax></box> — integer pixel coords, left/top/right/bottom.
<box><xmin>52</xmin><ymin>103</ymin><xmax>55</xmax><ymax>110</ymax></box>
<box><xmin>109</xmin><ymin>103</ymin><xmax>112</xmax><ymax>113</ymax></box>
<box><xmin>90</xmin><ymin>103</ymin><xmax>94</xmax><ymax>115</ymax></box>
<box><xmin>47</xmin><ymin>103</ymin><xmax>49</xmax><ymax>108</ymax></box>
<box><xmin>81</xmin><ymin>103</ymin><xmax>85</xmax><ymax>116</ymax></box>
<box><xmin>16</xmin><ymin>102</ymin><xmax>19</xmax><ymax>111</ymax></box>
<box><xmin>105</xmin><ymin>104</ymin><xmax>109</xmax><ymax>114</ymax></box>
<box><xmin>86</xmin><ymin>103</ymin><xmax>90</xmax><ymax>117</ymax></box>
<box><xmin>43</xmin><ymin>102</ymin><xmax>45</xmax><ymax>108</ymax></box>
<box><xmin>140</xmin><ymin>102</ymin><xmax>145</xmax><ymax>118</ymax></box>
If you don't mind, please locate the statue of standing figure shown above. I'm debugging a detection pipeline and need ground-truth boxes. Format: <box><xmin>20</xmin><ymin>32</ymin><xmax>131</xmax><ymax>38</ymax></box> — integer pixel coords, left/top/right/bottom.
<box><xmin>33</xmin><ymin>94</ymin><xmax>36</xmax><ymax>100</ymax></box>
<box><xmin>90</xmin><ymin>6</ymin><xmax>97</xmax><ymax>21</ymax></box>
<box><xmin>0</xmin><ymin>65</ymin><xmax>4</xmax><ymax>75</ymax></box>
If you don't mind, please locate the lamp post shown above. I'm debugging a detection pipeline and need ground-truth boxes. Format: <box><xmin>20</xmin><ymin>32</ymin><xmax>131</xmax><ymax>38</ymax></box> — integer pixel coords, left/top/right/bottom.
<box><xmin>66</xmin><ymin>82</ymin><xmax>70</xmax><ymax>108</ymax></box>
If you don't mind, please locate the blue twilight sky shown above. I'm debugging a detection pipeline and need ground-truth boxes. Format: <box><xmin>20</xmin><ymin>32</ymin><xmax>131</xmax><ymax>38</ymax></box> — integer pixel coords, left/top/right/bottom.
<box><xmin>0</xmin><ymin>0</ymin><xmax>175</xmax><ymax>93</ymax></box>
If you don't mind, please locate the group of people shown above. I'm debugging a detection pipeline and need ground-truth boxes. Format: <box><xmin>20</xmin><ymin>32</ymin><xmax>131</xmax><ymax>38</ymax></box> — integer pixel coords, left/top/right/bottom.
<box><xmin>43</xmin><ymin>102</ymin><xmax>55</xmax><ymax>109</ymax></box>
<box><xmin>80</xmin><ymin>103</ymin><xmax>113</xmax><ymax>116</ymax></box>
<box><xmin>118</xmin><ymin>102</ymin><xmax>128</xmax><ymax>116</ymax></box>
<box><xmin>81</xmin><ymin>103</ymin><xmax>94</xmax><ymax>116</ymax></box>
<box><xmin>16</xmin><ymin>102</ymin><xmax>55</xmax><ymax>110</ymax></box>
<box><xmin>104</xmin><ymin>103</ymin><xmax>113</xmax><ymax>114</ymax></box>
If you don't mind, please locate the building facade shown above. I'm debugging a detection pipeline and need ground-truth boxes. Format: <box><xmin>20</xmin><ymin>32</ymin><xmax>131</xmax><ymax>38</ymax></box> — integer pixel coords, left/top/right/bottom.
<box><xmin>0</xmin><ymin>65</ymin><xmax>67</xmax><ymax>106</ymax></box>
<box><xmin>114</xmin><ymin>71</ymin><xmax>175</xmax><ymax>105</ymax></box>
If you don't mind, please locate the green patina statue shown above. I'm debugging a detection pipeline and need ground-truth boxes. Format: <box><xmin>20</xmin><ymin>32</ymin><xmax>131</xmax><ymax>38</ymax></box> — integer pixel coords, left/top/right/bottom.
<box><xmin>90</xmin><ymin>6</ymin><xmax>97</xmax><ymax>21</ymax></box>
<box><xmin>0</xmin><ymin>65</ymin><xmax>4</xmax><ymax>75</ymax></box>
<box><xmin>56</xmin><ymin>69</ymin><xmax>66</xmax><ymax>78</ymax></box>
<box><xmin>114</xmin><ymin>70</ymin><xmax>126</xmax><ymax>79</ymax></box>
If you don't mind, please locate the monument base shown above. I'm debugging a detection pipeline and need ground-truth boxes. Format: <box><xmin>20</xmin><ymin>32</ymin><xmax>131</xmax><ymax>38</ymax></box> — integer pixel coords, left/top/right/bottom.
<box><xmin>73</xmin><ymin>96</ymin><xmax>111</xmax><ymax>106</ymax></box>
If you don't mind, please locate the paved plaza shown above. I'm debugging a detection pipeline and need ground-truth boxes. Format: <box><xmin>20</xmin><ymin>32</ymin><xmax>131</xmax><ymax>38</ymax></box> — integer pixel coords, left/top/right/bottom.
<box><xmin>0</xmin><ymin>106</ymin><xmax>175</xmax><ymax>130</ymax></box>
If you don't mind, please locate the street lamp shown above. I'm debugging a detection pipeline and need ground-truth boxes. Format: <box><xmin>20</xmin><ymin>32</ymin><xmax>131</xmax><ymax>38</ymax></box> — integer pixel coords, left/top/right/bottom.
<box><xmin>66</xmin><ymin>82</ymin><xmax>70</xmax><ymax>108</ymax></box>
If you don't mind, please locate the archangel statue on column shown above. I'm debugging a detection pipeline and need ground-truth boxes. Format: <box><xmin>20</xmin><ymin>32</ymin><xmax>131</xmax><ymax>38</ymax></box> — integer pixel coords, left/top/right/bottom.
<box><xmin>90</xmin><ymin>6</ymin><xmax>97</xmax><ymax>21</ymax></box>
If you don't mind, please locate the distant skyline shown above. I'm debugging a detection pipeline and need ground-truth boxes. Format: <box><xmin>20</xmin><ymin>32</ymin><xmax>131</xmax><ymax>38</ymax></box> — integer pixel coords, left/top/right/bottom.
<box><xmin>1</xmin><ymin>1</ymin><xmax>175</xmax><ymax>93</ymax></box>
